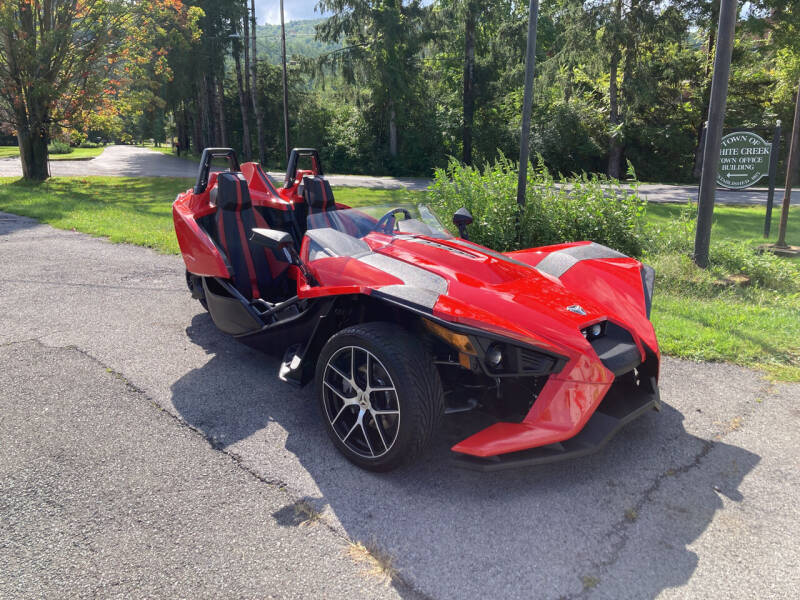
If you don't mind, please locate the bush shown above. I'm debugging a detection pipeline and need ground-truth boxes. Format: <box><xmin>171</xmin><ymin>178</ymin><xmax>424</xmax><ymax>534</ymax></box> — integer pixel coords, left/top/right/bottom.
<box><xmin>47</xmin><ymin>140</ymin><xmax>72</xmax><ymax>155</ymax></box>
<box><xmin>710</xmin><ymin>240</ymin><xmax>800</xmax><ymax>293</ymax></box>
<box><xmin>427</xmin><ymin>157</ymin><xmax>647</xmax><ymax>256</ymax></box>
<box><xmin>69</xmin><ymin>130</ymin><xmax>87</xmax><ymax>147</ymax></box>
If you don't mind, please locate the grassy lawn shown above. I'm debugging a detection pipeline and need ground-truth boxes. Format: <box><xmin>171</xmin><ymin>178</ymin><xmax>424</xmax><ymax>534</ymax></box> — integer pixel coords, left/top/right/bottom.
<box><xmin>0</xmin><ymin>176</ymin><xmax>191</xmax><ymax>253</ymax></box>
<box><xmin>0</xmin><ymin>175</ymin><xmax>796</xmax><ymax>380</ymax></box>
<box><xmin>0</xmin><ymin>146</ymin><xmax>105</xmax><ymax>161</ymax></box>
<box><xmin>646</xmin><ymin>202</ymin><xmax>799</xmax><ymax>246</ymax></box>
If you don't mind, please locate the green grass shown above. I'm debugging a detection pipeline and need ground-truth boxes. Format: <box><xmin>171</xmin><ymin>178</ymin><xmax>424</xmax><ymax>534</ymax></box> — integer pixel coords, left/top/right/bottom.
<box><xmin>644</xmin><ymin>202</ymin><xmax>799</xmax><ymax>381</ymax></box>
<box><xmin>646</xmin><ymin>202</ymin><xmax>799</xmax><ymax>246</ymax></box>
<box><xmin>652</xmin><ymin>290</ymin><xmax>799</xmax><ymax>381</ymax></box>
<box><xmin>0</xmin><ymin>175</ymin><xmax>797</xmax><ymax>380</ymax></box>
<box><xmin>0</xmin><ymin>146</ymin><xmax>105</xmax><ymax>161</ymax></box>
<box><xmin>0</xmin><ymin>176</ymin><xmax>191</xmax><ymax>253</ymax></box>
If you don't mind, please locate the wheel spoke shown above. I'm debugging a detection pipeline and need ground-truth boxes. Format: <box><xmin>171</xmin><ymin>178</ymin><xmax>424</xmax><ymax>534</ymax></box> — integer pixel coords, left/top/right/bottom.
<box><xmin>370</xmin><ymin>412</ymin><xmax>389</xmax><ymax>451</ymax></box>
<box><xmin>330</xmin><ymin>403</ymin><xmax>350</xmax><ymax>426</ymax></box>
<box><xmin>341</xmin><ymin>419</ymin><xmax>359</xmax><ymax>443</ymax></box>
<box><xmin>368</xmin><ymin>386</ymin><xmax>395</xmax><ymax>393</ymax></box>
<box><xmin>371</xmin><ymin>409</ymin><xmax>399</xmax><ymax>416</ymax></box>
<box><xmin>324</xmin><ymin>380</ymin><xmax>356</xmax><ymax>404</ymax></box>
<box><xmin>327</xmin><ymin>364</ymin><xmax>351</xmax><ymax>385</ymax></box>
<box><xmin>360</xmin><ymin>422</ymin><xmax>375</xmax><ymax>457</ymax></box>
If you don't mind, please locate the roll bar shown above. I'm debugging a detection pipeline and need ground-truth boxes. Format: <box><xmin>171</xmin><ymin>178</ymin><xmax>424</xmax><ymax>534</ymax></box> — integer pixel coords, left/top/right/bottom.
<box><xmin>284</xmin><ymin>148</ymin><xmax>323</xmax><ymax>188</ymax></box>
<box><xmin>194</xmin><ymin>148</ymin><xmax>241</xmax><ymax>194</ymax></box>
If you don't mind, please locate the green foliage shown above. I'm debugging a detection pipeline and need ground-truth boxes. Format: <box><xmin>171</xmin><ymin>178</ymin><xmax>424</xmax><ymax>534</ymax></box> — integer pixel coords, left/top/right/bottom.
<box><xmin>427</xmin><ymin>157</ymin><xmax>647</xmax><ymax>255</ymax></box>
<box><xmin>47</xmin><ymin>140</ymin><xmax>72</xmax><ymax>155</ymax></box>
<box><xmin>255</xmin><ymin>19</ymin><xmax>341</xmax><ymax>64</ymax></box>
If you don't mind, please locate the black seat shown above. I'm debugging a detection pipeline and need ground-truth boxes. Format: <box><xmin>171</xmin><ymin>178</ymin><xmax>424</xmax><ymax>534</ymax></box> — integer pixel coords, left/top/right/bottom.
<box><xmin>214</xmin><ymin>172</ymin><xmax>289</xmax><ymax>301</ymax></box>
<box><xmin>304</xmin><ymin>175</ymin><xmax>335</xmax><ymax>213</ymax></box>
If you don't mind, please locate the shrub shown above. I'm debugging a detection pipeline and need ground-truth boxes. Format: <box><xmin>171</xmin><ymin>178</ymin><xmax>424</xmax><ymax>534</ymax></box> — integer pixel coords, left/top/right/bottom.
<box><xmin>710</xmin><ymin>240</ymin><xmax>800</xmax><ymax>293</ymax></box>
<box><xmin>47</xmin><ymin>140</ymin><xmax>72</xmax><ymax>155</ymax></box>
<box><xmin>427</xmin><ymin>157</ymin><xmax>647</xmax><ymax>256</ymax></box>
<box><xmin>69</xmin><ymin>130</ymin><xmax>87</xmax><ymax>147</ymax></box>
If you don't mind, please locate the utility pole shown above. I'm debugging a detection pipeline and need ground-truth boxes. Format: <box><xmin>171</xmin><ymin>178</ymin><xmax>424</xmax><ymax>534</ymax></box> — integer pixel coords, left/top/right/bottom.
<box><xmin>776</xmin><ymin>78</ymin><xmax>800</xmax><ymax>248</ymax></box>
<box><xmin>515</xmin><ymin>0</ymin><xmax>540</xmax><ymax>207</ymax></box>
<box><xmin>280</xmin><ymin>0</ymin><xmax>290</xmax><ymax>162</ymax></box>
<box><xmin>693</xmin><ymin>0</ymin><xmax>737</xmax><ymax>268</ymax></box>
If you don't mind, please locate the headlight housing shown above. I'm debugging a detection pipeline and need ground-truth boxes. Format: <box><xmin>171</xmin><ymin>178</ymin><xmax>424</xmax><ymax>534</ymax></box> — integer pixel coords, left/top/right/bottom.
<box><xmin>641</xmin><ymin>264</ymin><xmax>655</xmax><ymax>319</ymax></box>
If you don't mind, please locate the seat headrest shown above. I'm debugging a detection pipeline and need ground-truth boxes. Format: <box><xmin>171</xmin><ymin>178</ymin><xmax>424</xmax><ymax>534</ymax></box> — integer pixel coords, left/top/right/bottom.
<box><xmin>303</xmin><ymin>175</ymin><xmax>334</xmax><ymax>212</ymax></box>
<box><xmin>216</xmin><ymin>172</ymin><xmax>252</xmax><ymax>211</ymax></box>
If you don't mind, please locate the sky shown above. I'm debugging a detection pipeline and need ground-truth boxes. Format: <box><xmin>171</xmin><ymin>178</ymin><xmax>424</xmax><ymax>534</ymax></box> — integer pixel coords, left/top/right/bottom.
<box><xmin>255</xmin><ymin>0</ymin><xmax>330</xmax><ymax>25</ymax></box>
<box><xmin>255</xmin><ymin>0</ymin><xmax>435</xmax><ymax>25</ymax></box>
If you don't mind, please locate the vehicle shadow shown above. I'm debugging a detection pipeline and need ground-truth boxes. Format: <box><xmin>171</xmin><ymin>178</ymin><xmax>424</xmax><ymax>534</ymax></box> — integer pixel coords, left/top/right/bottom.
<box><xmin>172</xmin><ymin>313</ymin><xmax>760</xmax><ymax>600</ymax></box>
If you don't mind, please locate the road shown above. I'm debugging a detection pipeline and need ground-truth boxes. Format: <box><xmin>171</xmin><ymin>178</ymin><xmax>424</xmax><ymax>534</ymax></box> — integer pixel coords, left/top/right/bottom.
<box><xmin>1</xmin><ymin>145</ymin><xmax>798</xmax><ymax>204</ymax></box>
<box><xmin>1</xmin><ymin>212</ymin><xmax>798</xmax><ymax>599</ymax></box>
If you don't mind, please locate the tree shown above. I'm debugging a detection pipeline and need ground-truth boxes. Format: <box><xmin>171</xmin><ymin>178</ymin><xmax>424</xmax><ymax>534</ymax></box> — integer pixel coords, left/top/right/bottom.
<box><xmin>0</xmin><ymin>1</ymin><xmax>197</xmax><ymax>180</ymax></box>
<box><xmin>316</xmin><ymin>0</ymin><xmax>432</xmax><ymax>161</ymax></box>
<box><xmin>0</xmin><ymin>1</ymin><xmax>125</xmax><ymax>179</ymax></box>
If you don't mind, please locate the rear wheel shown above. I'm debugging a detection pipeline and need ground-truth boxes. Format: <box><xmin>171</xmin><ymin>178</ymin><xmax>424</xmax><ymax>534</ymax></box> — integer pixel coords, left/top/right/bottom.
<box><xmin>185</xmin><ymin>270</ymin><xmax>208</xmax><ymax>310</ymax></box>
<box><xmin>315</xmin><ymin>322</ymin><xmax>444</xmax><ymax>471</ymax></box>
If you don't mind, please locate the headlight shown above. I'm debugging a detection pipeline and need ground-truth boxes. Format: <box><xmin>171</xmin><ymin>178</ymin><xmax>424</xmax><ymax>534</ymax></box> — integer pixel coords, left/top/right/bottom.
<box><xmin>581</xmin><ymin>322</ymin><xmax>606</xmax><ymax>341</ymax></box>
<box><xmin>486</xmin><ymin>344</ymin><xmax>504</xmax><ymax>368</ymax></box>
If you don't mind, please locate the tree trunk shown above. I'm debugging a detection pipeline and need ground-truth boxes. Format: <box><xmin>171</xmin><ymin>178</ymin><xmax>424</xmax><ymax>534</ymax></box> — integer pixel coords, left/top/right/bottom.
<box><xmin>250</xmin><ymin>0</ymin><xmax>266</xmax><ymax>165</ymax></box>
<box><xmin>243</xmin><ymin>15</ymin><xmax>252</xmax><ymax>104</ymax></box>
<box><xmin>389</xmin><ymin>103</ymin><xmax>398</xmax><ymax>158</ymax></box>
<box><xmin>17</xmin><ymin>118</ymin><xmax>49</xmax><ymax>181</ymax></box>
<box><xmin>234</xmin><ymin>40</ymin><xmax>252</xmax><ymax>161</ymax></box>
<box><xmin>217</xmin><ymin>77</ymin><xmax>228</xmax><ymax>147</ymax></box>
<box><xmin>607</xmin><ymin>0</ymin><xmax>623</xmax><ymax>179</ymax></box>
<box><xmin>608</xmin><ymin>54</ymin><xmax>622</xmax><ymax>178</ymax></box>
<box><xmin>200</xmin><ymin>76</ymin><xmax>212</xmax><ymax>150</ymax></box>
<box><xmin>462</xmin><ymin>1</ymin><xmax>476</xmax><ymax>165</ymax></box>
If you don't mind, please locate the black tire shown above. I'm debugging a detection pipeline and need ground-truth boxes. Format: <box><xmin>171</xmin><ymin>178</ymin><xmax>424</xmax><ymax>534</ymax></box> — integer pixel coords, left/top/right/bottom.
<box><xmin>315</xmin><ymin>322</ymin><xmax>444</xmax><ymax>471</ymax></box>
<box><xmin>185</xmin><ymin>270</ymin><xmax>208</xmax><ymax>310</ymax></box>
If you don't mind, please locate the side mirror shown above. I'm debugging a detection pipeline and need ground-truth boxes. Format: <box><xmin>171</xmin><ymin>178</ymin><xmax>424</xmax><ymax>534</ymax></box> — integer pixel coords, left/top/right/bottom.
<box><xmin>452</xmin><ymin>207</ymin><xmax>473</xmax><ymax>240</ymax></box>
<box><xmin>249</xmin><ymin>228</ymin><xmax>320</xmax><ymax>287</ymax></box>
<box><xmin>250</xmin><ymin>228</ymin><xmax>292</xmax><ymax>250</ymax></box>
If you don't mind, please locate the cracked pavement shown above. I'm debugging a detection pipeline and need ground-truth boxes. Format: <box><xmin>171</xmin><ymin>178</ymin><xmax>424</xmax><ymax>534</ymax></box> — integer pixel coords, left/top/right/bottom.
<box><xmin>1</xmin><ymin>211</ymin><xmax>798</xmax><ymax>598</ymax></box>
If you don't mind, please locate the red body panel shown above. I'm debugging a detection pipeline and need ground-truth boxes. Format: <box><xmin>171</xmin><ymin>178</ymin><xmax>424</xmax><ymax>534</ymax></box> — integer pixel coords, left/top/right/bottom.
<box><xmin>300</xmin><ymin>234</ymin><xmax>658</xmax><ymax>458</ymax></box>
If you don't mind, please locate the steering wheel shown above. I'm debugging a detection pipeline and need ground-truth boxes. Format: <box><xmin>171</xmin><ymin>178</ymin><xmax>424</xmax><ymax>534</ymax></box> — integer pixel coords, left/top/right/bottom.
<box><xmin>373</xmin><ymin>207</ymin><xmax>413</xmax><ymax>234</ymax></box>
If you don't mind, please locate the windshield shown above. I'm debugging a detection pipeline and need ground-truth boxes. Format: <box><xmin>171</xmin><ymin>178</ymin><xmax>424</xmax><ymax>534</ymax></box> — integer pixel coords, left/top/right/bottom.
<box><xmin>307</xmin><ymin>204</ymin><xmax>452</xmax><ymax>240</ymax></box>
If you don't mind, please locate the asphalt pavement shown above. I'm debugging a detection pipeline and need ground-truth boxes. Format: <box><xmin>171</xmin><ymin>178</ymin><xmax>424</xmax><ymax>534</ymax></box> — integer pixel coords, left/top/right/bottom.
<box><xmin>1</xmin><ymin>211</ymin><xmax>798</xmax><ymax>598</ymax></box>
<box><xmin>1</xmin><ymin>145</ymin><xmax>798</xmax><ymax>204</ymax></box>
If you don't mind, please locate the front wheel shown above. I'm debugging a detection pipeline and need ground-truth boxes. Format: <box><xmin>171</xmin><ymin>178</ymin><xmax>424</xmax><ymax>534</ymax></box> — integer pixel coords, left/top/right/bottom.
<box><xmin>315</xmin><ymin>322</ymin><xmax>444</xmax><ymax>471</ymax></box>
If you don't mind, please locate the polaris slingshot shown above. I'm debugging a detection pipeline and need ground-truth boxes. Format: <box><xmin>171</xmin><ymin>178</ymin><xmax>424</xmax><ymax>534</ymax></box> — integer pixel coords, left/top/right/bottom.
<box><xmin>173</xmin><ymin>148</ymin><xmax>660</xmax><ymax>471</ymax></box>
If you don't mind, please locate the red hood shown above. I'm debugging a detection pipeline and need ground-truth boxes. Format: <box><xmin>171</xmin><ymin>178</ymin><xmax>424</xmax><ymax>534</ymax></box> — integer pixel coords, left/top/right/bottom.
<box><xmin>373</xmin><ymin>235</ymin><xmax>653</xmax><ymax>358</ymax></box>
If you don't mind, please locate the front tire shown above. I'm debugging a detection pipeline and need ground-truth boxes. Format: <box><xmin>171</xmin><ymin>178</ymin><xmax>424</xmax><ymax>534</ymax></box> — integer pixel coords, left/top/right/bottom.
<box><xmin>315</xmin><ymin>322</ymin><xmax>444</xmax><ymax>471</ymax></box>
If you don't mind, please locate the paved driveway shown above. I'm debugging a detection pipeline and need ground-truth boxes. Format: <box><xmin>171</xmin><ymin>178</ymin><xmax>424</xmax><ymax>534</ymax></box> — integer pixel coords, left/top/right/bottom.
<box><xmin>1</xmin><ymin>145</ymin><xmax>798</xmax><ymax>204</ymax></box>
<box><xmin>1</xmin><ymin>212</ymin><xmax>798</xmax><ymax>598</ymax></box>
